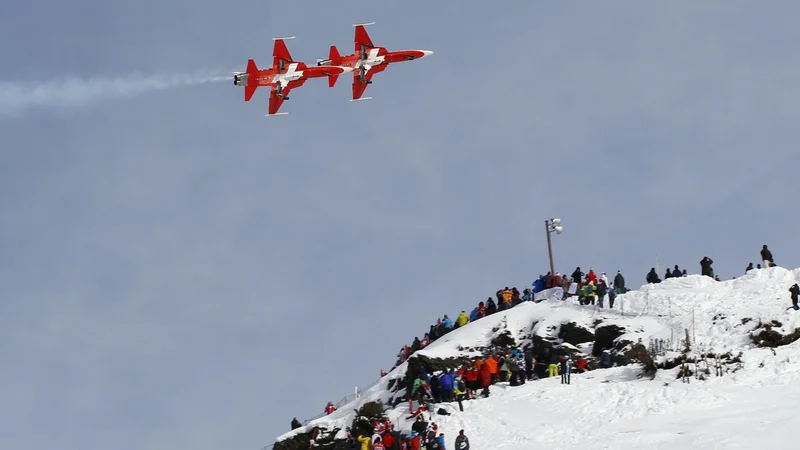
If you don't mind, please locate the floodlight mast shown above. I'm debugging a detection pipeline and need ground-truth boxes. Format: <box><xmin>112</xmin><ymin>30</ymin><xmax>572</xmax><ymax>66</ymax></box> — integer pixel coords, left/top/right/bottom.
<box><xmin>545</xmin><ymin>218</ymin><xmax>562</xmax><ymax>277</ymax></box>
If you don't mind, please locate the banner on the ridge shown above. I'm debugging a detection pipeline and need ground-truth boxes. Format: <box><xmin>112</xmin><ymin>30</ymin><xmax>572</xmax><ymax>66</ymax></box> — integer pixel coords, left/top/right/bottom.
<box><xmin>534</xmin><ymin>287</ymin><xmax>563</xmax><ymax>302</ymax></box>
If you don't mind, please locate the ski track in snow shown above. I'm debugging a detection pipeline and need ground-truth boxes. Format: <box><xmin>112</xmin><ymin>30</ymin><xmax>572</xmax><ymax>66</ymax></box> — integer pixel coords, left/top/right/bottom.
<box><xmin>277</xmin><ymin>267</ymin><xmax>800</xmax><ymax>449</ymax></box>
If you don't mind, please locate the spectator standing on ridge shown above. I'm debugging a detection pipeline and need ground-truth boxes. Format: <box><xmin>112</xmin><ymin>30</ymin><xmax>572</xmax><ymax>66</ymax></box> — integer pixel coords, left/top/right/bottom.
<box><xmin>291</xmin><ymin>417</ymin><xmax>302</xmax><ymax>430</ymax></box>
<box><xmin>586</xmin><ymin>268</ymin><xmax>598</xmax><ymax>283</ymax></box>
<box><xmin>601</xmin><ymin>271</ymin><xmax>609</xmax><ymax>287</ymax></box>
<box><xmin>456</xmin><ymin>311</ymin><xmax>468</xmax><ymax>328</ymax></box>
<box><xmin>746</xmin><ymin>263</ymin><xmax>754</xmax><ymax>273</ymax></box>
<box><xmin>486</xmin><ymin>298</ymin><xmax>497</xmax><ymax>315</ymax></box>
<box><xmin>596</xmin><ymin>280</ymin><xmax>607</xmax><ymax>308</ymax></box>
<box><xmin>672</xmin><ymin>265</ymin><xmax>682</xmax><ymax>278</ymax></box>
<box><xmin>646</xmin><ymin>268</ymin><xmax>661</xmax><ymax>284</ymax></box>
<box><xmin>790</xmin><ymin>284</ymin><xmax>800</xmax><ymax>311</ymax></box>
<box><xmin>664</xmin><ymin>268</ymin><xmax>672</xmax><ymax>280</ymax></box>
<box><xmin>614</xmin><ymin>270</ymin><xmax>626</xmax><ymax>293</ymax></box>
<box><xmin>761</xmin><ymin>245</ymin><xmax>775</xmax><ymax>268</ymax></box>
<box><xmin>572</xmin><ymin>267</ymin><xmax>584</xmax><ymax>284</ymax></box>
<box><xmin>700</xmin><ymin>257</ymin><xmax>714</xmax><ymax>277</ymax></box>
<box><xmin>608</xmin><ymin>287</ymin><xmax>617</xmax><ymax>309</ymax></box>
<box><xmin>454</xmin><ymin>430</ymin><xmax>470</xmax><ymax>450</ymax></box>
<box><xmin>325</xmin><ymin>401</ymin><xmax>337</xmax><ymax>415</ymax></box>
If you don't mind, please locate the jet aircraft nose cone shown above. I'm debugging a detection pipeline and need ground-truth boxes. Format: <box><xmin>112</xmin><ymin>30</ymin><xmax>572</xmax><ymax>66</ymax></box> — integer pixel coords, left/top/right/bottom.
<box><xmin>421</xmin><ymin>50</ymin><xmax>434</xmax><ymax>57</ymax></box>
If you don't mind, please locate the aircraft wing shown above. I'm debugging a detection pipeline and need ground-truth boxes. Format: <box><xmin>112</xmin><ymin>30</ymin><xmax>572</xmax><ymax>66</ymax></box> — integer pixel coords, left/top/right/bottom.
<box><xmin>354</xmin><ymin>24</ymin><xmax>375</xmax><ymax>50</ymax></box>
<box><xmin>272</xmin><ymin>37</ymin><xmax>295</xmax><ymax>72</ymax></box>
<box><xmin>352</xmin><ymin>64</ymin><xmax>387</xmax><ymax>100</ymax></box>
<box><xmin>267</xmin><ymin>79</ymin><xmax>305</xmax><ymax>115</ymax></box>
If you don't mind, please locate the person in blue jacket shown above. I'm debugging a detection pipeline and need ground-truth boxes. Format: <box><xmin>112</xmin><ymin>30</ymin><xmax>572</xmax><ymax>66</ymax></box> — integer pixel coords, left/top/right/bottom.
<box><xmin>442</xmin><ymin>314</ymin><xmax>453</xmax><ymax>329</ymax></box>
<box><xmin>436</xmin><ymin>433</ymin><xmax>447</xmax><ymax>449</ymax></box>
<box><xmin>469</xmin><ymin>307</ymin><xmax>479</xmax><ymax>321</ymax></box>
<box><xmin>533</xmin><ymin>276</ymin><xmax>545</xmax><ymax>293</ymax></box>
<box><xmin>439</xmin><ymin>369</ymin><xmax>454</xmax><ymax>402</ymax></box>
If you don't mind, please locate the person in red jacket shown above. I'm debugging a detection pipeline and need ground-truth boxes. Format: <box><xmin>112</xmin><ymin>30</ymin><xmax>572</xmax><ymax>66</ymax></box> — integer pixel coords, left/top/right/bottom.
<box><xmin>478</xmin><ymin>363</ymin><xmax>492</xmax><ymax>397</ymax></box>
<box><xmin>586</xmin><ymin>268</ymin><xmax>598</xmax><ymax>283</ymax></box>
<box><xmin>575</xmin><ymin>359</ymin><xmax>588</xmax><ymax>373</ymax></box>
<box><xmin>464</xmin><ymin>363</ymin><xmax>478</xmax><ymax>399</ymax></box>
<box><xmin>381</xmin><ymin>432</ymin><xmax>393</xmax><ymax>448</ymax></box>
<box><xmin>408</xmin><ymin>431</ymin><xmax>422</xmax><ymax>450</ymax></box>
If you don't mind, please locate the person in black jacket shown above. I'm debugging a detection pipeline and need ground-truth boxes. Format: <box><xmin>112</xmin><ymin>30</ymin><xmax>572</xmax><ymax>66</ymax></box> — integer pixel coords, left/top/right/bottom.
<box><xmin>572</xmin><ymin>267</ymin><xmax>584</xmax><ymax>284</ymax></box>
<box><xmin>596</xmin><ymin>280</ymin><xmax>608</xmax><ymax>308</ymax></box>
<box><xmin>290</xmin><ymin>417</ymin><xmax>302</xmax><ymax>430</ymax></box>
<box><xmin>761</xmin><ymin>245</ymin><xmax>774</xmax><ymax>268</ymax></box>
<box><xmin>746</xmin><ymin>262</ymin><xmax>754</xmax><ymax>273</ymax></box>
<box><xmin>671</xmin><ymin>265</ymin><xmax>682</xmax><ymax>278</ymax></box>
<box><xmin>613</xmin><ymin>271</ymin><xmax>626</xmax><ymax>293</ymax></box>
<box><xmin>646</xmin><ymin>268</ymin><xmax>661</xmax><ymax>284</ymax></box>
<box><xmin>454</xmin><ymin>430</ymin><xmax>470</xmax><ymax>450</ymax></box>
<box><xmin>790</xmin><ymin>284</ymin><xmax>799</xmax><ymax>310</ymax></box>
<box><xmin>700</xmin><ymin>257</ymin><xmax>714</xmax><ymax>277</ymax></box>
<box><xmin>486</xmin><ymin>297</ymin><xmax>497</xmax><ymax>315</ymax></box>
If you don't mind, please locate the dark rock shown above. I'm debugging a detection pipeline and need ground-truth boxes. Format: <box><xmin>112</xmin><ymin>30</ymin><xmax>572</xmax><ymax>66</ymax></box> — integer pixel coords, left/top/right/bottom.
<box><xmin>274</xmin><ymin>425</ymin><xmax>342</xmax><ymax>450</ymax></box>
<box><xmin>593</xmin><ymin>325</ymin><xmax>626</xmax><ymax>356</ymax></box>
<box><xmin>750</xmin><ymin>320</ymin><xmax>800</xmax><ymax>347</ymax></box>
<box><xmin>350</xmin><ymin>401</ymin><xmax>386</xmax><ymax>438</ymax></box>
<box><xmin>491</xmin><ymin>330</ymin><xmax>516</xmax><ymax>347</ymax></box>
<box><xmin>558</xmin><ymin>322</ymin><xmax>594</xmax><ymax>346</ymax></box>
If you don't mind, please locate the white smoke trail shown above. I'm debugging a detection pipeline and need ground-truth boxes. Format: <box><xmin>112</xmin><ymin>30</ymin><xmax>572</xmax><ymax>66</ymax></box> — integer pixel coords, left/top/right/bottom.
<box><xmin>0</xmin><ymin>69</ymin><xmax>231</xmax><ymax>117</ymax></box>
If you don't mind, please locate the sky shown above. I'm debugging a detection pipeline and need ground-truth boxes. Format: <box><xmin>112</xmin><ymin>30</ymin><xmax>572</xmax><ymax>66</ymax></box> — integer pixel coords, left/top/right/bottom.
<box><xmin>1</xmin><ymin>1</ymin><xmax>800</xmax><ymax>449</ymax></box>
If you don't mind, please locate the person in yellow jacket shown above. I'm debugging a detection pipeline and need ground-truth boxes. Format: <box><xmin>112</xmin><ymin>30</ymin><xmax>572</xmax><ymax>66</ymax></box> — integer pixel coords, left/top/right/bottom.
<box><xmin>357</xmin><ymin>434</ymin><xmax>371</xmax><ymax>450</ymax></box>
<box><xmin>456</xmin><ymin>310</ymin><xmax>469</xmax><ymax>327</ymax></box>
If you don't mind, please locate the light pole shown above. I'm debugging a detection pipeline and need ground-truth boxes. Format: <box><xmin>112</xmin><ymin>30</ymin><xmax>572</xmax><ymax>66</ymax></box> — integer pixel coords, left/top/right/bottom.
<box><xmin>545</xmin><ymin>218</ymin><xmax>563</xmax><ymax>277</ymax></box>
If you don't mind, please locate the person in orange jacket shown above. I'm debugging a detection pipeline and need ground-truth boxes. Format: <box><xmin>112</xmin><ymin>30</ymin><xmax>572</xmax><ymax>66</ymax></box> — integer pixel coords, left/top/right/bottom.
<box><xmin>483</xmin><ymin>355</ymin><xmax>498</xmax><ymax>383</ymax></box>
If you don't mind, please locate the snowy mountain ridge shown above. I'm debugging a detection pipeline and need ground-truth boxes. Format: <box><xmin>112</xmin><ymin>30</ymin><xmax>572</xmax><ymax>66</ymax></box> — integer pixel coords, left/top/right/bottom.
<box><xmin>274</xmin><ymin>267</ymin><xmax>800</xmax><ymax>449</ymax></box>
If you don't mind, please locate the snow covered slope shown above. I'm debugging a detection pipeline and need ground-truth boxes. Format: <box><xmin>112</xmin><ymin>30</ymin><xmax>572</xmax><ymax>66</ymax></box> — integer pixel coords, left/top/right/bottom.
<box><xmin>274</xmin><ymin>267</ymin><xmax>800</xmax><ymax>449</ymax></box>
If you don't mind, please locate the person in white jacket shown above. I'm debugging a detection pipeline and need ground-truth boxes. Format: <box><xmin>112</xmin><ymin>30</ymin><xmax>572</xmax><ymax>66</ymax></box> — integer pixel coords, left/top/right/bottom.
<box><xmin>601</xmin><ymin>272</ymin><xmax>610</xmax><ymax>288</ymax></box>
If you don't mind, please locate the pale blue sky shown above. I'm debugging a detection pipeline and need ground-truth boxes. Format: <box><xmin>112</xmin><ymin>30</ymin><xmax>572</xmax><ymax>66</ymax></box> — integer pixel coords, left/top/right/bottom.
<box><xmin>2</xmin><ymin>2</ymin><xmax>800</xmax><ymax>449</ymax></box>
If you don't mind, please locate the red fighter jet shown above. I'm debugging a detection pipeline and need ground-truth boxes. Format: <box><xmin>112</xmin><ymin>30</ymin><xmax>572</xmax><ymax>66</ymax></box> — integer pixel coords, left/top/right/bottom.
<box><xmin>316</xmin><ymin>22</ymin><xmax>434</xmax><ymax>101</ymax></box>
<box><xmin>233</xmin><ymin>36</ymin><xmax>353</xmax><ymax>116</ymax></box>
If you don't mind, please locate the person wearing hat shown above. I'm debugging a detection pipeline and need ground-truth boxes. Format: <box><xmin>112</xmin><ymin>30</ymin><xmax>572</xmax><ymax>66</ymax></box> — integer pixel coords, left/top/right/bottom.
<box><xmin>454</xmin><ymin>430</ymin><xmax>470</xmax><ymax>450</ymax></box>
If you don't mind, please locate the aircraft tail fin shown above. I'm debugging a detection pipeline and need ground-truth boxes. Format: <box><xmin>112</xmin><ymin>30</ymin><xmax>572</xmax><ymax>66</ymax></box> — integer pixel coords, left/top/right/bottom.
<box><xmin>329</xmin><ymin>45</ymin><xmax>341</xmax><ymax>63</ymax></box>
<box><xmin>244</xmin><ymin>59</ymin><xmax>258</xmax><ymax>101</ymax></box>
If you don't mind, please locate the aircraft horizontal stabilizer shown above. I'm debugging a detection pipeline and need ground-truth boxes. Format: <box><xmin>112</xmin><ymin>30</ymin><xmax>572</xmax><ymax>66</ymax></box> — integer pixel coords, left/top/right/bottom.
<box><xmin>352</xmin><ymin>22</ymin><xmax>375</xmax><ymax>27</ymax></box>
<box><xmin>272</xmin><ymin>36</ymin><xmax>296</xmax><ymax>41</ymax></box>
<box><xmin>350</xmin><ymin>97</ymin><xmax>373</xmax><ymax>102</ymax></box>
<box><xmin>266</xmin><ymin>112</ymin><xmax>290</xmax><ymax>116</ymax></box>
